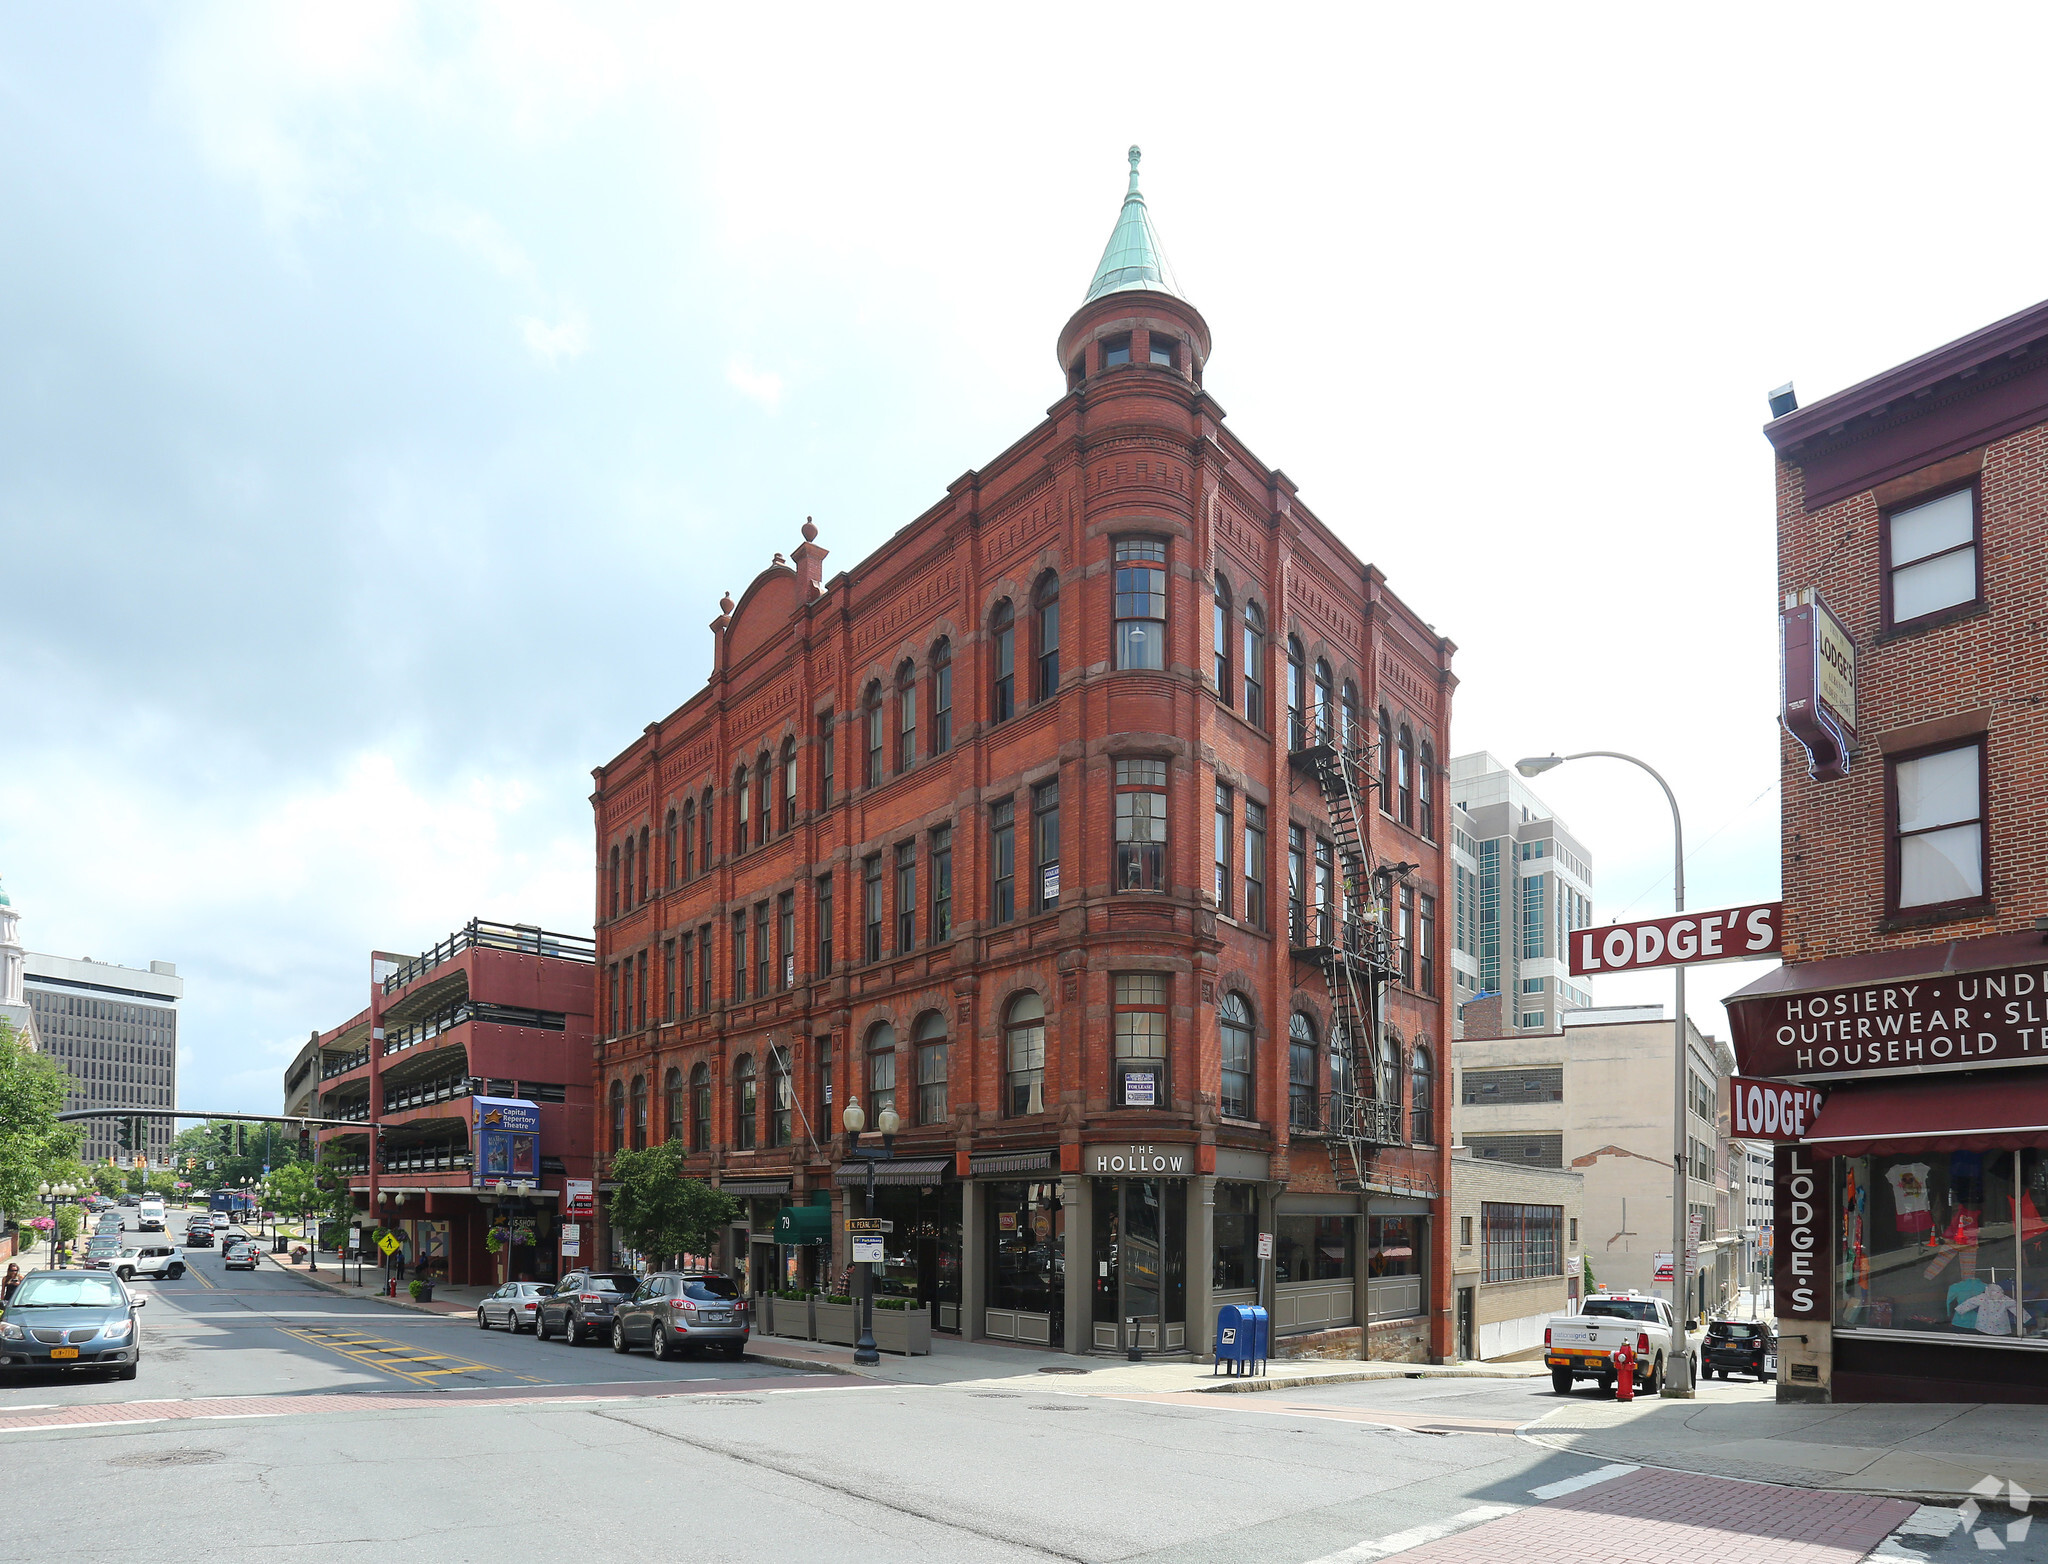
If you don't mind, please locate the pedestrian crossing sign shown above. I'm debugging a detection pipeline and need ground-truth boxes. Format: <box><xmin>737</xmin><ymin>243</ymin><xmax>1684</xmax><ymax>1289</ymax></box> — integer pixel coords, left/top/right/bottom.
<box><xmin>377</xmin><ymin>1232</ymin><xmax>401</xmax><ymax>1256</ymax></box>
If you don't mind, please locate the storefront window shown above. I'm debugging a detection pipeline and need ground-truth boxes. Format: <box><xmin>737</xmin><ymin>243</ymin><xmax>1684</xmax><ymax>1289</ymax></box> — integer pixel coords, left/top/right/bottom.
<box><xmin>986</xmin><ymin>1180</ymin><xmax>1064</xmax><ymax>1347</ymax></box>
<box><xmin>1212</xmin><ymin>1181</ymin><xmax>1260</xmax><ymax>1291</ymax></box>
<box><xmin>1835</xmin><ymin>1149</ymin><xmax>2033</xmax><ymax>1339</ymax></box>
<box><xmin>1274</xmin><ymin>1214</ymin><xmax>1354</xmax><ymax>1283</ymax></box>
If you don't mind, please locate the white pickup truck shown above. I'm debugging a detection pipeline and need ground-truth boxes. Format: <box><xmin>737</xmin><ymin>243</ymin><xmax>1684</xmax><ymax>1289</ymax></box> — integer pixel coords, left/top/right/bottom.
<box><xmin>1543</xmin><ymin>1292</ymin><xmax>1693</xmax><ymax>1395</ymax></box>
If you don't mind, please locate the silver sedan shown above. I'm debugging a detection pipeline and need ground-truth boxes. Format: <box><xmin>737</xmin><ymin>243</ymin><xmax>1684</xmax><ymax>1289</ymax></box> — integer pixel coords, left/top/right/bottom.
<box><xmin>476</xmin><ymin>1281</ymin><xmax>550</xmax><ymax>1333</ymax></box>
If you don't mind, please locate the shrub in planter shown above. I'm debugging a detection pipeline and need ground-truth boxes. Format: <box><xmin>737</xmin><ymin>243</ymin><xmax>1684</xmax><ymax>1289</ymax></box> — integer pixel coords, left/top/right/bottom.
<box><xmin>408</xmin><ymin>1278</ymin><xmax>436</xmax><ymax>1301</ymax></box>
<box><xmin>814</xmin><ymin>1296</ymin><xmax>860</xmax><ymax>1346</ymax></box>
<box><xmin>872</xmin><ymin>1298</ymin><xmax>931</xmax><ymax>1356</ymax></box>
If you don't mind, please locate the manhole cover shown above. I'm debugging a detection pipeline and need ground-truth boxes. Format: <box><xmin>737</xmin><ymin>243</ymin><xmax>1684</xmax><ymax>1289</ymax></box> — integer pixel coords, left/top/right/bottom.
<box><xmin>1037</xmin><ymin>1365</ymin><xmax>1088</xmax><ymax>1375</ymax></box>
<box><xmin>108</xmin><ymin>1448</ymin><xmax>224</xmax><ymax>1468</ymax></box>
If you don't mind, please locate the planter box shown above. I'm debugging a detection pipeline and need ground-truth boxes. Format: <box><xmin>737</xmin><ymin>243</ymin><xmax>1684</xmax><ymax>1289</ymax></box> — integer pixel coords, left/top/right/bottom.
<box><xmin>814</xmin><ymin>1300</ymin><xmax>860</xmax><ymax>1346</ymax></box>
<box><xmin>873</xmin><ymin>1305</ymin><xmax>931</xmax><ymax>1356</ymax></box>
<box><xmin>769</xmin><ymin>1296</ymin><xmax>815</xmax><ymax>1339</ymax></box>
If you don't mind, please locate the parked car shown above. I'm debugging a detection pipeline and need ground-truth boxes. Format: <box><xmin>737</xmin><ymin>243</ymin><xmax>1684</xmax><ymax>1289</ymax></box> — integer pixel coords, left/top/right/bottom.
<box><xmin>0</xmin><ymin>1268</ymin><xmax>147</xmax><ymax>1379</ymax></box>
<box><xmin>118</xmin><ymin>1195</ymin><xmax>139</xmax><ymax>1208</ymax></box>
<box><xmin>95</xmin><ymin>1216</ymin><xmax>124</xmax><ymax>1236</ymax></box>
<box><xmin>183</xmin><ymin>1226</ymin><xmax>214</xmax><ymax>1249</ymax></box>
<box><xmin>1701</xmin><ymin>1319</ymin><xmax>1777</xmax><ymax>1381</ymax></box>
<box><xmin>222</xmin><ymin>1241</ymin><xmax>261</xmax><ymax>1272</ymax></box>
<box><xmin>476</xmin><ymin>1282</ymin><xmax>551</xmax><ymax>1333</ymax></box>
<box><xmin>536</xmin><ymin>1271</ymin><xmax>639</xmax><ymax>1344</ymax></box>
<box><xmin>610</xmin><ymin>1271</ymin><xmax>748</xmax><ymax>1360</ymax></box>
<box><xmin>1544</xmin><ymin>1293</ymin><xmax>1693</xmax><ymax>1395</ymax></box>
<box><xmin>81</xmin><ymin>1237</ymin><xmax>126</xmax><ymax>1270</ymax></box>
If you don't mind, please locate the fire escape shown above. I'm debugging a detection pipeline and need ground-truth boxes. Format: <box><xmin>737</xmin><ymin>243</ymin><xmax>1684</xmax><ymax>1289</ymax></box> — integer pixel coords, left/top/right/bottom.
<box><xmin>1287</xmin><ymin>716</ymin><xmax>1436</xmax><ymax>1199</ymax></box>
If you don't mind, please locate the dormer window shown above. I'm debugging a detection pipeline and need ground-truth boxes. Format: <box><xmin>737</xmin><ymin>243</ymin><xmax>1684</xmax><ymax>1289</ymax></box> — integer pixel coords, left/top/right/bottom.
<box><xmin>1102</xmin><ymin>335</ymin><xmax>1132</xmax><ymax>368</ymax></box>
<box><xmin>1149</xmin><ymin>335</ymin><xmax>1177</xmax><ymax>367</ymax></box>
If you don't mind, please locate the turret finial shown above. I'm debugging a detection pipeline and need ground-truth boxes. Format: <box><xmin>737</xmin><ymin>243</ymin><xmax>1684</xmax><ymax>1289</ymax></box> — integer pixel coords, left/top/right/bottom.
<box><xmin>801</xmin><ymin>516</ymin><xmax>818</xmax><ymax>543</ymax></box>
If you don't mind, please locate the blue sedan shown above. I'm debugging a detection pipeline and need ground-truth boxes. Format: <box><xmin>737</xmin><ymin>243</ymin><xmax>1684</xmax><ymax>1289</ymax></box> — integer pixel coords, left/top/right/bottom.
<box><xmin>0</xmin><ymin>1270</ymin><xmax>147</xmax><ymax>1379</ymax></box>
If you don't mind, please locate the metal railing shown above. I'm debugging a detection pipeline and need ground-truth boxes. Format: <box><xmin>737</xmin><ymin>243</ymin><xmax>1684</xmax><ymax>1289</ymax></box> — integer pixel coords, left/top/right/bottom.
<box><xmin>1326</xmin><ymin>1091</ymin><xmax>1404</xmax><ymax>1147</ymax></box>
<box><xmin>382</xmin><ymin>1000</ymin><xmax>567</xmax><ymax>1057</ymax></box>
<box><xmin>383</xmin><ymin>1075</ymin><xmax>469</xmax><ymax>1114</ymax></box>
<box><xmin>382</xmin><ymin>919</ymin><xmax>594</xmax><ymax>995</ymax></box>
<box><xmin>322</xmin><ymin>1048</ymin><xmax>370</xmax><ymax>1080</ymax></box>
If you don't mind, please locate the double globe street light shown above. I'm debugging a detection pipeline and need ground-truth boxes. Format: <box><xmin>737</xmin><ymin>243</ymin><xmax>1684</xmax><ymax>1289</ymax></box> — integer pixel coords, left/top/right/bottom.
<box><xmin>839</xmin><ymin>1099</ymin><xmax>899</xmax><ymax>1368</ymax></box>
<box><xmin>1516</xmin><ymin>750</ymin><xmax>1697</xmax><ymax>1398</ymax></box>
<box><xmin>35</xmin><ymin>1182</ymin><xmax>78</xmax><ymax>1269</ymax></box>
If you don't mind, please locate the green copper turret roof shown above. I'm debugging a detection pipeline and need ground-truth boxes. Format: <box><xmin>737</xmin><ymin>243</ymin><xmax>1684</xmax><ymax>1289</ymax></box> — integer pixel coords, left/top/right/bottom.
<box><xmin>1083</xmin><ymin>146</ymin><xmax>1184</xmax><ymax>303</ymax></box>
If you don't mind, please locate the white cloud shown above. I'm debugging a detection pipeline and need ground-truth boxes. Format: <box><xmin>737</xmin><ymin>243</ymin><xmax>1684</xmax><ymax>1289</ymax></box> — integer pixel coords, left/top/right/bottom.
<box><xmin>725</xmin><ymin>356</ymin><xmax>784</xmax><ymax>411</ymax></box>
<box><xmin>520</xmin><ymin>310</ymin><xmax>590</xmax><ymax>364</ymax></box>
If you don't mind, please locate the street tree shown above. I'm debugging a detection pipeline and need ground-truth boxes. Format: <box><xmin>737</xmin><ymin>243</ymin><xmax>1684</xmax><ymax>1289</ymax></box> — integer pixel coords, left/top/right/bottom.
<box><xmin>606</xmin><ymin>1141</ymin><xmax>739</xmax><ymax>1266</ymax></box>
<box><xmin>0</xmin><ymin>1018</ymin><xmax>83</xmax><ymax>1222</ymax></box>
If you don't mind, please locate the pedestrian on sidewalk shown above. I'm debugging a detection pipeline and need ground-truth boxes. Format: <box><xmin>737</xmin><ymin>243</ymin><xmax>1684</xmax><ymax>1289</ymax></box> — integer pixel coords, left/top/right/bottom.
<box><xmin>2</xmin><ymin>1263</ymin><xmax>20</xmax><ymax>1302</ymax></box>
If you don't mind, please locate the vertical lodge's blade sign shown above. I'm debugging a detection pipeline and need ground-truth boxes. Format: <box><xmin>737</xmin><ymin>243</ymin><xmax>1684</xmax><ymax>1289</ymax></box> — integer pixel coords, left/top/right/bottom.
<box><xmin>1781</xmin><ymin>588</ymin><xmax>1857</xmax><ymax>782</ymax></box>
<box><xmin>1569</xmin><ymin>903</ymin><xmax>1783</xmax><ymax>976</ymax></box>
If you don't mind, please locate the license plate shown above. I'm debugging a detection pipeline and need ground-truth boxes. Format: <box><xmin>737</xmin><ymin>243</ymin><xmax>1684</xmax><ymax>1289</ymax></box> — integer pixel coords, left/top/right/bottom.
<box><xmin>50</xmin><ymin>1348</ymin><xmax>78</xmax><ymax>1359</ymax></box>
<box><xmin>1764</xmin><ymin>1354</ymin><xmax>1777</xmax><ymax>1371</ymax></box>
<box><xmin>701</xmin><ymin>1312</ymin><xmax>731</xmax><ymax>1324</ymax></box>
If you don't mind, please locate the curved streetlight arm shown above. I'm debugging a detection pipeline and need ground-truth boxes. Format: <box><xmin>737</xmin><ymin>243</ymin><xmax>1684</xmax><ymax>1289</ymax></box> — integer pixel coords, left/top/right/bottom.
<box><xmin>1547</xmin><ymin>751</ymin><xmax>1684</xmax><ymax>913</ymax></box>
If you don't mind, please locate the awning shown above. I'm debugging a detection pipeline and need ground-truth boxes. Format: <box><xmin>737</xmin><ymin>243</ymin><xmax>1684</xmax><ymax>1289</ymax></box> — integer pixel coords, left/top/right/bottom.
<box><xmin>1803</xmin><ymin>1073</ymin><xmax>2048</xmax><ymax>1158</ymax></box>
<box><xmin>971</xmin><ymin>1149</ymin><xmax>1055</xmax><ymax>1177</ymax></box>
<box><xmin>719</xmin><ymin>1178</ymin><xmax>792</xmax><ymax>1196</ymax></box>
<box><xmin>833</xmin><ymin>1158</ymin><xmax>951</xmax><ymax>1188</ymax></box>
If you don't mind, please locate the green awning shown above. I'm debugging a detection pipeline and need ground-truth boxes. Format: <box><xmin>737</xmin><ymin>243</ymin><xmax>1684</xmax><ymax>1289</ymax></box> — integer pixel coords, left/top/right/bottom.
<box><xmin>773</xmin><ymin>1205</ymin><xmax>831</xmax><ymax>1244</ymax></box>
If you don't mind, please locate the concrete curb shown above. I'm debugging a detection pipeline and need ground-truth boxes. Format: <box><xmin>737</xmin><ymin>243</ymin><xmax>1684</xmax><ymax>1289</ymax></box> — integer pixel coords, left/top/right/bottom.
<box><xmin>257</xmin><ymin>1251</ymin><xmax>473</xmax><ymax>1320</ymax></box>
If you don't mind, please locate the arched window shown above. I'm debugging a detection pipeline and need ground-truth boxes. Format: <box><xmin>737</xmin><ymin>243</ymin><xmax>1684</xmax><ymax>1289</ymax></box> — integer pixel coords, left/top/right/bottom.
<box><xmin>608</xmin><ymin>845</ymin><xmax>620</xmax><ymax>918</ymax></box>
<box><xmin>1035</xmin><ymin>571</ymin><xmax>1060</xmax><ymax>699</ymax></box>
<box><xmin>990</xmin><ymin>601</ymin><xmax>1015</xmax><ymax>722</ymax></box>
<box><xmin>1379</xmin><ymin>1030</ymin><xmax>1403</xmax><ymax>1126</ymax></box>
<box><xmin>931</xmin><ymin>639</ymin><xmax>953</xmax><ymax>754</ymax></box>
<box><xmin>781</xmin><ymin>737</ymin><xmax>798</xmax><ymax>833</ymax></box>
<box><xmin>1418</xmin><ymin>742</ymin><xmax>1436</xmax><ymax>842</ymax></box>
<box><xmin>665</xmin><ymin>809</ymin><xmax>678</xmax><ymax>888</ymax></box>
<box><xmin>1377</xmin><ymin>708</ymin><xmax>1393</xmax><ymax>807</ymax></box>
<box><xmin>915</xmin><ymin>1010</ymin><xmax>948</xmax><ymax>1125</ymax></box>
<box><xmin>1004</xmin><ymin>991</ymin><xmax>1045</xmax><ymax>1116</ymax></box>
<box><xmin>690</xmin><ymin>1062</ymin><xmax>710</xmax><ymax>1151</ymax></box>
<box><xmin>682</xmin><ymin>799</ymin><xmax>695</xmax><ymax>878</ymax></box>
<box><xmin>700</xmin><ymin>788</ymin><xmax>714</xmax><ymax>869</ymax></box>
<box><xmin>608</xmin><ymin>1078</ymin><xmax>626</xmax><ymax>1154</ymax></box>
<box><xmin>664</xmin><ymin>1066</ymin><xmax>684</xmax><ymax>1142</ymax></box>
<box><xmin>1285</xmin><ymin>637</ymin><xmax>1306</xmax><ymax>750</ymax></box>
<box><xmin>866</xmin><ymin>1022</ymin><xmax>897</xmax><ymax>1121</ymax></box>
<box><xmin>1341</xmin><ymin>681</ymin><xmax>1359</xmax><ymax>755</ymax></box>
<box><xmin>897</xmin><ymin>660</ymin><xmax>917</xmax><ymax>772</ymax></box>
<box><xmin>1113</xmin><ymin>538</ymin><xmax>1167</xmax><ymax>670</ymax></box>
<box><xmin>1242</xmin><ymin>603</ymin><xmax>1265</xmax><ymax>726</ymax></box>
<box><xmin>733</xmin><ymin>1053</ymin><xmax>757</xmax><ymax>1150</ymax></box>
<box><xmin>1289</xmin><ymin>1012</ymin><xmax>1319</xmax><ymax>1129</ymax></box>
<box><xmin>1212</xmin><ymin>574</ymin><xmax>1232</xmax><ymax>697</ymax></box>
<box><xmin>734</xmin><ymin>765</ymin><xmax>751</xmax><ymax>853</ymax></box>
<box><xmin>754</xmin><ymin>754</ymin><xmax>771</xmax><ymax>846</ymax></box>
<box><xmin>863</xmin><ymin>681</ymin><xmax>884</xmax><ymax>787</ymax></box>
<box><xmin>1397</xmin><ymin>726</ymin><xmax>1415</xmax><ymax>827</ymax></box>
<box><xmin>1313</xmin><ymin>661</ymin><xmax>1334</xmax><ymax>744</ymax></box>
<box><xmin>629</xmin><ymin>1074</ymin><xmax>648</xmax><ymax>1150</ymax></box>
<box><xmin>1410</xmin><ymin>1043</ymin><xmax>1434</xmax><ymax>1145</ymax></box>
<box><xmin>1219</xmin><ymin>991</ymin><xmax>1253</xmax><ymax>1120</ymax></box>
<box><xmin>622</xmin><ymin>834</ymin><xmax>635</xmax><ymax>911</ymax></box>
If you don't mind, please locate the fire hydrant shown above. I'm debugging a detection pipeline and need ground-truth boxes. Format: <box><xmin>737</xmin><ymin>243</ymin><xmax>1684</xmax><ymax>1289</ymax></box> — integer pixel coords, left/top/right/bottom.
<box><xmin>1614</xmin><ymin>1341</ymin><xmax>1637</xmax><ymax>1402</ymax></box>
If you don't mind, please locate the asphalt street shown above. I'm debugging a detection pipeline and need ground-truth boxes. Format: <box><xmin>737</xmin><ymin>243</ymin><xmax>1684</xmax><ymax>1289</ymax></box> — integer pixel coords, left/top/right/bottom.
<box><xmin>2</xmin><ymin>1205</ymin><xmax>2028</xmax><ymax>1563</ymax></box>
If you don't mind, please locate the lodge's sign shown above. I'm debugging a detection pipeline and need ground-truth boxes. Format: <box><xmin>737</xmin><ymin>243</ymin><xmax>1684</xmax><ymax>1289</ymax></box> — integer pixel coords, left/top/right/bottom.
<box><xmin>1570</xmin><ymin>904</ymin><xmax>1782</xmax><ymax>976</ymax></box>
<box><xmin>1774</xmin><ymin>1145</ymin><xmax>1830</xmax><ymax>1319</ymax></box>
<box><xmin>1087</xmin><ymin>1143</ymin><xmax>1190</xmax><ymax>1176</ymax></box>
<box><xmin>1781</xmin><ymin>588</ymin><xmax>1857</xmax><ymax>783</ymax></box>
<box><xmin>1730</xmin><ymin>965</ymin><xmax>2048</xmax><ymax>1081</ymax></box>
<box><xmin>1730</xmin><ymin>1075</ymin><xmax>1823</xmax><ymax>1140</ymax></box>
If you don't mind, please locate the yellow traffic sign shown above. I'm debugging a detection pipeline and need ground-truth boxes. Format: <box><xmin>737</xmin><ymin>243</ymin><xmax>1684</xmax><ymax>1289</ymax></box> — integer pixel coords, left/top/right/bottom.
<box><xmin>377</xmin><ymin>1232</ymin><xmax>401</xmax><ymax>1256</ymax></box>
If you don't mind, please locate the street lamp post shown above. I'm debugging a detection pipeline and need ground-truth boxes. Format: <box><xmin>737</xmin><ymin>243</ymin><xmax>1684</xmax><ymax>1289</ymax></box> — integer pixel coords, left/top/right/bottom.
<box><xmin>839</xmin><ymin>1099</ymin><xmax>899</xmax><ymax>1368</ymax></box>
<box><xmin>35</xmin><ymin>1182</ymin><xmax>76</xmax><ymax>1268</ymax></box>
<box><xmin>1517</xmin><ymin>750</ymin><xmax>1696</xmax><ymax>1398</ymax></box>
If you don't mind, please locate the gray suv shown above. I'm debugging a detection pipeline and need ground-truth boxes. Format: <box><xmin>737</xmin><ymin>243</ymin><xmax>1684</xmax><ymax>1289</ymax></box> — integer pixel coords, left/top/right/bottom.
<box><xmin>537</xmin><ymin>1271</ymin><xmax>638</xmax><ymax>1344</ymax></box>
<box><xmin>610</xmin><ymin>1271</ymin><xmax>748</xmax><ymax>1360</ymax></box>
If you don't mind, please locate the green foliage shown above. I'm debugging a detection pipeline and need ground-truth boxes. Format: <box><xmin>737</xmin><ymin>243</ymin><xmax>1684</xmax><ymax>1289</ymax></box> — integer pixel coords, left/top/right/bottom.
<box><xmin>264</xmin><ymin>1160</ymin><xmax>322</xmax><ymax>1220</ymax></box>
<box><xmin>144</xmin><ymin>1172</ymin><xmax>178</xmax><ymax>1198</ymax></box>
<box><xmin>55</xmin><ymin>1204</ymin><xmax>82</xmax><ymax>1245</ymax></box>
<box><xmin>168</xmin><ymin>1118</ymin><xmax>310</xmax><ymax>1193</ymax></box>
<box><xmin>1583</xmin><ymin>1255</ymin><xmax>1596</xmax><ymax>1294</ymax></box>
<box><xmin>0</xmin><ymin>1019</ymin><xmax>84</xmax><ymax>1221</ymax></box>
<box><xmin>606</xmin><ymin>1140</ymin><xmax>740</xmax><ymax>1263</ymax></box>
<box><xmin>89</xmin><ymin>1166</ymin><xmax>125</xmax><ymax>1197</ymax></box>
<box><xmin>407</xmin><ymin>1278</ymin><xmax>433</xmax><ymax>1299</ymax></box>
<box><xmin>874</xmin><ymin>1297</ymin><xmax>910</xmax><ymax>1311</ymax></box>
<box><xmin>824</xmin><ymin>1294</ymin><xmax>854</xmax><ymax>1305</ymax></box>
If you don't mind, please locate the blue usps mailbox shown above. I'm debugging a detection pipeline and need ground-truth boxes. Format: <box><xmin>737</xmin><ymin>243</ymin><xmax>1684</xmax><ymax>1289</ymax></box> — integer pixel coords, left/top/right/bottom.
<box><xmin>1212</xmin><ymin>1304</ymin><xmax>1268</xmax><ymax>1377</ymax></box>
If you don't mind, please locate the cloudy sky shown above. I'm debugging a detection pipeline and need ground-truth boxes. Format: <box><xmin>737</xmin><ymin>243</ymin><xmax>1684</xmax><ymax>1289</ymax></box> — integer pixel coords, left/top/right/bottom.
<box><xmin>5</xmin><ymin>4</ymin><xmax>2044</xmax><ymax>1114</ymax></box>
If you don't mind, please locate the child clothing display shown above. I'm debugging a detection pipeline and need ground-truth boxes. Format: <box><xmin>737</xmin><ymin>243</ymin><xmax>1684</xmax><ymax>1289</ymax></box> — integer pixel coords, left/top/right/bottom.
<box><xmin>1953</xmin><ymin>1278</ymin><xmax>2032</xmax><ymax>1336</ymax></box>
<box><xmin>1946</xmin><ymin>1276</ymin><xmax>1987</xmax><ymax>1324</ymax></box>
<box><xmin>1886</xmin><ymin>1162</ymin><xmax>1935</xmax><ymax>1235</ymax></box>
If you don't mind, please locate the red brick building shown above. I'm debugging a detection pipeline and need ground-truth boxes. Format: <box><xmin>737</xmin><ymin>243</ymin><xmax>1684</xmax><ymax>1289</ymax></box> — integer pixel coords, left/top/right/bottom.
<box><xmin>590</xmin><ymin>150</ymin><xmax>1457</xmax><ymax>1360</ymax></box>
<box><xmin>1735</xmin><ymin>300</ymin><xmax>2048</xmax><ymax>1401</ymax></box>
<box><xmin>284</xmin><ymin>919</ymin><xmax>597</xmax><ymax>1287</ymax></box>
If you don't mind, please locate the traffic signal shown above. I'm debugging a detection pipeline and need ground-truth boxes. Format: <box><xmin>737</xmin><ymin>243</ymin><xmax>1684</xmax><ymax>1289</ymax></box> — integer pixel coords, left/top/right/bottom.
<box><xmin>118</xmin><ymin>1117</ymin><xmax>134</xmax><ymax>1152</ymax></box>
<box><xmin>235</xmin><ymin>1124</ymin><xmax>247</xmax><ymax>1155</ymax></box>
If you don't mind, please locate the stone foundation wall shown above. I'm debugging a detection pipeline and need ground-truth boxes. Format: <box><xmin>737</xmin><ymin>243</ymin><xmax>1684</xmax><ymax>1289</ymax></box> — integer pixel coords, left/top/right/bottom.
<box><xmin>1271</xmin><ymin>1317</ymin><xmax>1431</xmax><ymax>1364</ymax></box>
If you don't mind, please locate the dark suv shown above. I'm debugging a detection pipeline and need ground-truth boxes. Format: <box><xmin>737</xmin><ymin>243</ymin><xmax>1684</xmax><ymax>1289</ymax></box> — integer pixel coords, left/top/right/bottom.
<box><xmin>537</xmin><ymin>1271</ymin><xmax>639</xmax><ymax>1344</ymax></box>
<box><xmin>1701</xmin><ymin>1319</ymin><xmax>1776</xmax><ymax>1381</ymax></box>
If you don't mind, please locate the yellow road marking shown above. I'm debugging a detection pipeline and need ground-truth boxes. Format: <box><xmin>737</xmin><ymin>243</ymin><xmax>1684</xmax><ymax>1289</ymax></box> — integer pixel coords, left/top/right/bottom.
<box><xmin>185</xmin><ymin>1266</ymin><xmax>217</xmax><ymax>1291</ymax></box>
<box><xmin>277</xmin><ymin>1327</ymin><xmax>500</xmax><ymax>1388</ymax></box>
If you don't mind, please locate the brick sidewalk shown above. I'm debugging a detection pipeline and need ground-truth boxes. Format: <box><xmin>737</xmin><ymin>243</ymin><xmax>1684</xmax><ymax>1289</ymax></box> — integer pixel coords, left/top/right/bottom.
<box><xmin>1387</xmin><ymin>1467</ymin><xmax>1914</xmax><ymax>1563</ymax></box>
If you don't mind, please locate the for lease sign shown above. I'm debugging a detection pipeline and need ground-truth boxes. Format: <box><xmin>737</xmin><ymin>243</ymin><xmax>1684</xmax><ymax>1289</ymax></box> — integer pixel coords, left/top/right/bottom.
<box><xmin>1569</xmin><ymin>904</ymin><xmax>1782</xmax><ymax>977</ymax></box>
